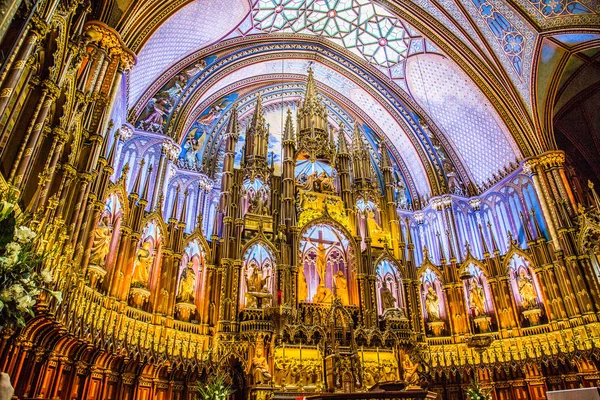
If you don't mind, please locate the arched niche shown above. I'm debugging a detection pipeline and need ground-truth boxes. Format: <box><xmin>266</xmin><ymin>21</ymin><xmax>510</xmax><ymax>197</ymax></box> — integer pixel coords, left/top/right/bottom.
<box><xmin>173</xmin><ymin>239</ymin><xmax>207</xmax><ymax>320</ymax></box>
<box><xmin>129</xmin><ymin>220</ymin><xmax>162</xmax><ymax>309</ymax></box>
<box><xmin>462</xmin><ymin>263</ymin><xmax>496</xmax><ymax>333</ymax></box>
<box><xmin>239</xmin><ymin>242</ymin><xmax>276</xmax><ymax>310</ymax></box>
<box><xmin>375</xmin><ymin>259</ymin><xmax>404</xmax><ymax>315</ymax></box>
<box><xmin>506</xmin><ymin>253</ymin><xmax>546</xmax><ymax>326</ymax></box>
<box><xmin>356</xmin><ymin>199</ymin><xmax>386</xmax><ymax>249</ymax></box>
<box><xmin>299</xmin><ymin>223</ymin><xmax>356</xmax><ymax>305</ymax></box>
<box><xmin>419</xmin><ymin>267</ymin><xmax>447</xmax><ymax>337</ymax></box>
<box><xmin>89</xmin><ymin>193</ymin><xmax>123</xmax><ymax>290</ymax></box>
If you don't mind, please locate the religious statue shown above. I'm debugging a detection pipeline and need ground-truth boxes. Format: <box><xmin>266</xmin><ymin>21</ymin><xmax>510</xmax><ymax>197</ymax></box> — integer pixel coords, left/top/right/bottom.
<box><xmin>308</xmin><ymin>239</ymin><xmax>333</xmax><ymax>287</ymax></box>
<box><xmin>176</xmin><ymin>262</ymin><xmax>196</xmax><ymax>303</ymax></box>
<box><xmin>245</xmin><ymin>267</ymin><xmax>271</xmax><ymax>308</ymax></box>
<box><xmin>89</xmin><ymin>216</ymin><xmax>112</xmax><ymax>267</ymax></box>
<box><xmin>320</xmin><ymin>172</ymin><xmax>335</xmax><ymax>193</ymax></box>
<box><xmin>402</xmin><ymin>354</ymin><xmax>420</xmax><ymax>388</ymax></box>
<box><xmin>517</xmin><ymin>270</ymin><xmax>537</xmax><ymax>309</ymax></box>
<box><xmin>366</xmin><ymin>210</ymin><xmax>383</xmax><ymax>234</ymax></box>
<box><xmin>380</xmin><ymin>280</ymin><xmax>396</xmax><ymax>310</ymax></box>
<box><xmin>158</xmin><ymin>288</ymin><xmax>169</xmax><ymax>314</ymax></box>
<box><xmin>249</xmin><ymin>193</ymin><xmax>266</xmax><ymax>215</ymax></box>
<box><xmin>297</xmin><ymin>267</ymin><xmax>308</xmax><ymax>302</ymax></box>
<box><xmin>469</xmin><ymin>280</ymin><xmax>486</xmax><ymax>316</ymax></box>
<box><xmin>334</xmin><ymin>270</ymin><xmax>349</xmax><ymax>305</ymax></box>
<box><xmin>251</xmin><ymin>346</ymin><xmax>272</xmax><ymax>384</ymax></box>
<box><xmin>425</xmin><ymin>286</ymin><xmax>441</xmax><ymax>321</ymax></box>
<box><xmin>131</xmin><ymin>241</ymin><xmax>153</xmax><ymax>288</ymax></box>
<box><xmin>313</xmin><ymin>284</ymin><xmax>333</xmax><ymax>303</ymax></box>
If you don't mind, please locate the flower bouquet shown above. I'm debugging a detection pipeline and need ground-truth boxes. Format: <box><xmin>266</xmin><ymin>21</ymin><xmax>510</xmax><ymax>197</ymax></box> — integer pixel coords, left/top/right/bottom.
<box><xmin>0</xmin><ymin>202</ymin><xmax>60</xmax><ymax>331</ymax></box>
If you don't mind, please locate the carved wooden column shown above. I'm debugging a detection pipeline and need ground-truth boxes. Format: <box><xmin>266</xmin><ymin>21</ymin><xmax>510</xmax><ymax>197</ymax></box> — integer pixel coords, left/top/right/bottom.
<box><xmin>10</xmin><ymin>79</ymin><xmax>60</xmax><ymax>189</ymax></box>
<box><xmin>0</xmin><ymin>15</ymin><xmax>47</xmax><ymax>118</ymax></box>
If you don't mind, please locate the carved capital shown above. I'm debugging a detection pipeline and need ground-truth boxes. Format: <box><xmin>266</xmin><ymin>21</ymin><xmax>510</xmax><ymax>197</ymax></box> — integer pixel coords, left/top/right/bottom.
<box><xmin>83</xmin><ymin>22</ymin><xmax>136</xmax><ymax>71</ymax></box>
<box><xmin>538</xmin><ymin>150</ymin><xmax>565</xmax><ymax>169</ymax></box>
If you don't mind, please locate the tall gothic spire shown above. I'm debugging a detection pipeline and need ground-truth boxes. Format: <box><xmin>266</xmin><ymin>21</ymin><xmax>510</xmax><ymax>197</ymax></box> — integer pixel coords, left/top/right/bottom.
<box><xmin>337</xmin><ymin>124</ymin><xmax>349</xmax><ymax>154</ymax></box>
<box><xmin>226</xmin><ymin>102</ymin><xmax>239</xmax><ymax>137</ymax></box>
<box><xmin>305</xmin><ymin>67</ymin><xmax>317</xmax><ymax>104</ymax></box>
<box><xmin>283</xmin><ymin>108</ymin><xmax>295</xmax><ymax>142</ymax></box>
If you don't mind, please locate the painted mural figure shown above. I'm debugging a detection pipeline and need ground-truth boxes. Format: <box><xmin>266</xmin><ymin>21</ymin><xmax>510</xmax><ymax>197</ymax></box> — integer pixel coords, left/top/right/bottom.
<box><xmin>334</xmin><ymin>270</ymin><xmax>349</xmax><ymax>305</ymax></box>
<box><xmin>198</xmin><ymin>102</ymin><xmax>225</xmax><ymax>126</ymax></box>
<box><xmin>138</xmin><ymin>92</ymin><xmax>171</xmax><ymax>132</ymax></box>
<box><xmin>131</xmin><ymin>241</ymin><xmax>153</xmax><ymax>288</ymax></box>
<box><xmin>380</xmin><ymin>280</ymin><xmax>396</xmax><ymax>310</ymax></box>
<box><xmin>518</xmin><ymin>270</ymin><xmax>537</xmax><ymax>309</ymax></box>
<box><xmin>184</xmin><ymin>132</ymin><xmax>203</xmax><ymax>168</ymax></box>
<box><xmin>425</xmin><ymin>286</ymin><xmax>441</xmax><ymax>320</ymax></box>
<box><xmin>176</xmin><ymin>262</ymin><xmax>196</xmax><ymax>303</ymax></box>
<box><xmin>89</xmin><ymin>216</ymin><xmax>112</xmax><ymax>267</ymax></box>
<box><xmin>469</xmin><ymin>280</ymin><xmax>486</xmax><ymax>316</ymax></box>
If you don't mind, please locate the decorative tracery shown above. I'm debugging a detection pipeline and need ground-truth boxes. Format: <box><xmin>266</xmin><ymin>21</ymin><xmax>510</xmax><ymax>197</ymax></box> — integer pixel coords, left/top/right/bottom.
<box><xmin>299</xmin><ymin>224</ymin><xmax>354</xmax><ymax>305</ymax></box>
<box><xmin>253</xmin><ymin>0</ymin><xmax>415</xmax><ymax>67</ymax></box>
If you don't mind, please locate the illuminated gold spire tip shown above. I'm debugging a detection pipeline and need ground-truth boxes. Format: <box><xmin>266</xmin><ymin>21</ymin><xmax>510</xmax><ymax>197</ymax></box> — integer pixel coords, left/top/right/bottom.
<box><xmin>305</xmin><ymin>67</ymin><xmax>317</xmax><ymax>102</ymax></box>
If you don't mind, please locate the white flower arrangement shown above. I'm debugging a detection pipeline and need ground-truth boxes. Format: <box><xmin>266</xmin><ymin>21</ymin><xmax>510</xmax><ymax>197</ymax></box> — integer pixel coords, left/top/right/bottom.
<box><xmin>0</xmin><ymin>205</ymin><xmax>61</xmax><ymax>330</ymax></box>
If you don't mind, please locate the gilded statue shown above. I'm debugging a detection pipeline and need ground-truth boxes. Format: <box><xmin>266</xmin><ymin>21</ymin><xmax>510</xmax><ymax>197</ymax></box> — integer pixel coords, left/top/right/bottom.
<box><xmin>402</xmin><ymin>354</ymin><xmax>420</xmax><ymax>388</ymax></box>
<box><xmin>89</xmin><ymin>216</ymin><xmax>112</xmax><ymax>267</ymax></box>
<box><xmin>425</xmin><ymin>286</ymin><xmax>441</xmax><ymax>321</ymax></box>
<box><xmin>176</xmin><ymin>262</ymin><xmax>196</xmax><ymax>303</ymax></box>
<box><xmin>307</xmin><ymin>238</ymin><xmax>333</xmax><ymax>287</ymax></box>
<box><xmin>251</xmin><ymin>347</ymin><xmax>272</xmax><ymax>384</ymax></box>
<box><xmin>334</xmin><ymin>270</ymin><xmax>349</xmax><ymax>305</ymax></box>
<box><xmin>298</xmin><ymin>267</ymin><xmax>308</xmax><ymax>302</ymax></box>
<box><xmin>380</xmin><ymin>280</ymin><xmax>396</xmax><ymax>310</ymax></box>
<box><xmin>517</xmin><ymin>270</ymin><xmax>537</xmax><ymax>309</ymax></box>
<box><xmin>313</xmin><ymin>284</ymin><xmax>333</xmax><ymax>303</ymax></box>
<box><xmin>366</xmin><ymin>210</ymin><xmax>382</xmax><ymax>234</ymax></box>
<box><xmin>469</xmin><ymin>280</ymin><xmax>486</xmax><ymax>316</ymax></box>
<box><xmin>131</xmin><ymin>241</ymin><xmax>153</xmax><ymax>288</ymax></box>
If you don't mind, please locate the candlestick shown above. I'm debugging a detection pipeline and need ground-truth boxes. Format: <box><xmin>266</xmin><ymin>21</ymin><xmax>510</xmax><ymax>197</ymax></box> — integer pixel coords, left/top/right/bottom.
<box><xmin>300</xmin><ymin>342</ymin><xmax>302</xmax><ymax>363</ymax></box>
<box><xmin>283</xmin><ymin>342</ymin><xmax>285</xmax><ymax>357</ymax></box>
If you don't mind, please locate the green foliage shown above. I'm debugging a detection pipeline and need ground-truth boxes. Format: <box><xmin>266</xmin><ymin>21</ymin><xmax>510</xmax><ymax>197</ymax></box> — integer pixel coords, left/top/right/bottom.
<box><xmin>195</xmin><ymin>374</ymin><xmax>234</xmax><ymax>400</ymax></box>
<box><xmin>466</xmin><ymin>378</ymin><xmax>492</xmax><ymax>400</ymax></box>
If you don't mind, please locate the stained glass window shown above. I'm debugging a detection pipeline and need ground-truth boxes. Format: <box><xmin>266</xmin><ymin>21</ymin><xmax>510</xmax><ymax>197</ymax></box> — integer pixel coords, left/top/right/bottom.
<box><xmin>253</xmin><ymin>0</ymin><xmax>414</xmax><ymax>67</ymax></box>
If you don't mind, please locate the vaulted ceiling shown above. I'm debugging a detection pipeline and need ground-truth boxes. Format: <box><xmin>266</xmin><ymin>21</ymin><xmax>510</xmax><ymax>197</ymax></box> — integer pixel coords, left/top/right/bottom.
<box><xmin>95</xmin><ymin>0</ymin><xmax>600</xmax><ymax>200</ymax></box>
